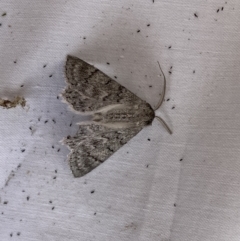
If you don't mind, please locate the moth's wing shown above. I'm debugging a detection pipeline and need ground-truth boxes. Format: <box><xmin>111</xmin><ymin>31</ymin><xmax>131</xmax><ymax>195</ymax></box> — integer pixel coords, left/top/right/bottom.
<box><xmin>63</xmin><ymin>124</ymin><xmax>142</xmax><ymax>177</ymax></box>
<box><xmin>62</xmin><ymin>55</ymin><xmax>146</xmax><ymax>112</ymax></box>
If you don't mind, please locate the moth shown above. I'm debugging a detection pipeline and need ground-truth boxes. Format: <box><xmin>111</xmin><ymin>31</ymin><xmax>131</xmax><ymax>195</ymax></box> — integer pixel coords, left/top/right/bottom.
<box><xmin>62</xmin><ymin>55</ymin><xmax>171</xmax><ymax>177</ymax></box>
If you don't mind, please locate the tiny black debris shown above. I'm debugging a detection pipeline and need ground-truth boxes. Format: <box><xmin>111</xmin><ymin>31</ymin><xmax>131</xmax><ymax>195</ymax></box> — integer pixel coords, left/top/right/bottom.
<box><xmin>194</xmin><ymin>12</ymin><xmax>198</xmax><ymax>18</ymax></box>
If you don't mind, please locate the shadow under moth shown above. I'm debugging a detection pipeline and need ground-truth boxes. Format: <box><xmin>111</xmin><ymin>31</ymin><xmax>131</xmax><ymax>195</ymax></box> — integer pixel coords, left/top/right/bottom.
<box><xmin>62</xmin><ymin>55</ymin><xmax>171</xmax><ymax>178</ymax></box>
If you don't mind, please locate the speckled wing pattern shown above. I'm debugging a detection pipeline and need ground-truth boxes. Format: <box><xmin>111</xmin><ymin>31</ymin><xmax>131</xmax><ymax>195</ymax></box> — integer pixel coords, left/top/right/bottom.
<box><xmin>62</xmin><ymin>55</ymin><xmax>141</xmax><ymax>112</ymax></box>
<box><xmin>62</xmin><ymin>55</ymin><xmax>155</xmax><ymax>177</ymax></box>
<box><xmin>64</xmin><ymin>124</ymin><xmax>142</xmax><ymax>177</ymax></box>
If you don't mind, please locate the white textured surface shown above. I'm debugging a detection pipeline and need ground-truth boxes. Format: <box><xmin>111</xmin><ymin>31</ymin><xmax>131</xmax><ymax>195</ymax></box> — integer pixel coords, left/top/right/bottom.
<box><xmin>1</xmin><ymin>0</ymin><xmax>240</xmax><ymax>240</ymax></box>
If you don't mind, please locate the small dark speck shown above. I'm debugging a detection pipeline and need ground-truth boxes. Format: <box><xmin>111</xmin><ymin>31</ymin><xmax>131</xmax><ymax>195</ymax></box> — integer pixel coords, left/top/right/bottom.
<box><xmin>10</xmin><ymin>233</ymin><xmax>13</xmax><ymax>237</ymax></box>
<box><xmin>137</xmin><ymin>29</ymin><xmax>140</xmax><ymax>33</ymax></box>
<box><xmin>83</xmin><ymin>37</ymin><xmax>86</xmax><ymax>40</ymax></box>
<box><xmin>106</xmin><ymin>62</ymin><xmax>110</xmax><ymax>65</ymax></box>
<box><xmin>43</xmin><ymin>64</ymin><xmax>47</xmax><ymax>68</ymax></box>
<box><xmin>90</xmin><ymin>190</ymin><xmax>95</xmax><ymax>194</ymax></box>
<box><xmin>52</xmin><ymin>119</ymin><xmax>56</xmax><ymax>124</ymax></box>
<box><xmin>52</xmin><ymin>145</ymin><xmax>54</xmax><ymax>149</ymax></box>
<box><xmin>2</xmin><ymin>12</ymin><xmax>7</xmax><ymax>17</ymax></box>
<box><xmin>3</xmin><ymin>201</ymin><xmax>8</xmax><ymax>205</ymax></box>
<box><xmin>146</xmin><ymin>164</ymin><xmax>149</xmax><ymax>168</ymax></box>
<box><xmin>114</xmin><ymin>76</ymin><xmax>117</xmax><ymax>79</ymax></box>
<box><xmin>147</xmin><ymin>24</ymin><xmax>150</xmax><ymax>27</ymax></box>
<box><xmin>172</xmin><ymin>106</ymin><xmax>175</xmax><ymax>109</ymax></box>
<box><xmin>194</xmin><ymin>12</ymin><xmax>198</xmax><ymax>18</ymax></box>
<box><xmin>180</xmin><ymin>158</ymin><xmax>183</xmax><ymax>162</ymax></box>
<box><xmin>149</xmin><ymin>85</ymin><xmax>152</xmax><ymax>88</ymax></box>
<box><xmin>147</xmin><ymin>138</ymin><xmax>151</xmax><ymax>141</ymax></box>
<box><xmin>69</xmin><ymin>122</ymin><xmax>72</xmax><ymax>127</ymax></box>
<box><xmin>52</xmin><ymin>206</ymin><xmax>55</xmax><ymax>210</ymax></box>
<box><xmin>20</xmin><ymin>84</ymin><xmax>24</xmax><ymax>87</ymax></box>
<box><xmin>13</xmin><ymin>60</ymin><xmax>17</xmax><ymax>64</ymax></box>
<box><xmin>38</xmin><ymin>117</ymin><xmax>41</xmax><ymax>121</ymax></box>
<box><xmin>22</xmin><ymin>190</ymin><xmax>25</xmax><ymax>192</ymax></box>
<box><xmin>55</xmin><ymin>169</ymin><xmax>58</xmax><ymax>173</ymax></box>
<box><xmin>0</xmin><ymin>23</ymin><xmax>2</xmax><ymax>26</ymax></box>
<box><xmin>94</xmin><ymin>212</ymin><xmax>97</xmax><ymax>215</ymax></box>
<box><xmin>57</xmin><ymin>96</ymin><xmax>59</xmax><ymax>99</ymax></box>
<box><xmin>217</xmin><ymin>8</ymin><xmax>220</xmax><ymax>13</ymax></box>
<box><xmin>221</xmin><ymin>7</ymin><xmax>224</xmax><ymax>11</ymax></box>
<box><xmin>26</xmin><ymin>196</ymin><xmax>30</xmax><ymax>201</ymax></box>
<box><xmin>168</xmin><ymin>45</ymin><xmax>172</xmax><ymax>49</ymax></box>
<box><xmin>174</xmin><ymin>203</ymin><xmax>177</xmax><ymax>207</ymax></box>
<box><xmin>169</xmin><ymin>71</ymin><xmax>172</xmax><ymax>74</ymax></box>
<box><xmin>53</xmin><ymin>176</ymin><xmax>57</xmax><ymax>180</ymax></box>
<box><xmin>44</xmin><ymin>120</ymin><xmax>48</xmax><ymax>124</ymax></box>
<box><xmin>21</xmin><ymin>149</ymin><xmax>25</xmax><ymax>153</ymax></box>
<box><xmin>49</xmin><ymin>200</ymin><xmax>52</xmax><ymax>204</ymax></box>
<box><xmin>166</xmin><ymin>98</ymin><xmax>170</xmax><ymax>101</ymax></box>
<box><xmin>193</xmin><ymin>70</ymin><xmax>195</xmax><ymax>73</ymax></box>
<box><xmin>17</xmin><ymin>232</ymin><xmax>21</xmax><ymax>236</ymax></box>
<box><xmin>57</xmin><ymin>148</ymin><xmax>60</xmax><ymax>152</ymax></box>
<box><xmin>49</xmin><ymin>74</ymin><xmax>53</xmax><ymax>78</ymax></box>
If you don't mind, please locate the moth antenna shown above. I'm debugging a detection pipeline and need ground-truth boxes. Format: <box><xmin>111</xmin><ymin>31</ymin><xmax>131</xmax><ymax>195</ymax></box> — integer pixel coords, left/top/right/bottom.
<box><xmin>154</xmin><ymin>61</ymin><xmax>166</xmax><ymax>111</ymax></box>
<box><xmin>155</xmin><ymin>116</ymin><xmax>172</xmax><ymax>134</ymax></box>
